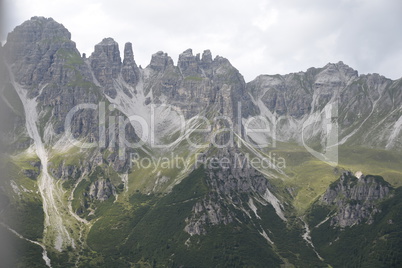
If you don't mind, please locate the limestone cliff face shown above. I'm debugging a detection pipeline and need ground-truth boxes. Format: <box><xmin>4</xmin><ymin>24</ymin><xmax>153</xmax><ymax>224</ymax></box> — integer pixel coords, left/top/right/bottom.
<box><xmin>89</xmin><ymin>37</ymin><xmax>122</xmax><ymax>98</ymax></box>
<box><xmin>148</xmin><ymin>51</ymin><xmax>174</xmax><ymax>71</ymax></box>
<box><xmin>3</xmin><ymin>16</ymin><xmax>101</xmax><ymax>141</ymax></box>
<box><xmin>184</xmin><ymin>148</ymin><xmax>286</xmax><ymax>236</ymax></box>
<box><xmin>143</xmin><ymin>48</ymin><xmax>256</xmax><ymax>121</ymax></box>
<box><xmin>247</xmin><ymin>62</ymin><xmax>402</xmax><ymax>149</ymax></box>
<box><xmin>320</xmin><ymin>172</ymin><xmax>392</xmax><ymax>227</ymax></box>
<box><xmin>0</xmin><ymin>46</ymin><xmax>30</xmax><ymax>152</ymax></box>
<box><xmin>4</xmin><ymin>17</ymin><xmax>75</xmax><ymax>90</ymax></box>
<box><xmin>122</xmin><ymin>42</ymin><xmax>141</xmax><ymax>88</ymax></box>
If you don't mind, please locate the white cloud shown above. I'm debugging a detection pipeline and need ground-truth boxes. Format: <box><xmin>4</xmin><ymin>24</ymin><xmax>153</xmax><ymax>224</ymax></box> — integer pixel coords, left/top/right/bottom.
<box><xmin>252</xmin><ymin>7</ymin><xmax>279</xmax><ymax>32</ymax></box>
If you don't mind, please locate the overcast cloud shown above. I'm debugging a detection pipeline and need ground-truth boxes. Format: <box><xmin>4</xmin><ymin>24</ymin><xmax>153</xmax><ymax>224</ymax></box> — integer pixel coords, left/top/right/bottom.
<box><xmin>2</xmin><ymin>0</ymin><xmax>402</xmax><ymax>81</ymax></box>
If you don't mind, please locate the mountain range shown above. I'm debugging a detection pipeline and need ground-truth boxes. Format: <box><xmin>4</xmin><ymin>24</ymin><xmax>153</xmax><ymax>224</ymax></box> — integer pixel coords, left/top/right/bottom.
<box><xmin>0</xmin><ymin>16</ymin><xmax>401</xmax><ymax>267</ymax></box>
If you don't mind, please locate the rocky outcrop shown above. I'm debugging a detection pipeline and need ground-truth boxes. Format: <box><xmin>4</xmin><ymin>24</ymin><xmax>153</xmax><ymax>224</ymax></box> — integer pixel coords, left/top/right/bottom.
<box><xmin>184</xmin><ymin>148</ymin><xmax>286</xmax><ymax>235</ymax></box>
<box><xmin>88</xmin><ymin>179</ymin><xmax>116</xmax><ymax>201</ymax></box>
<box><xmin>89</xmin><ymin>37</ymin><xmax>121</xmax><ymax>97</ymax></box>
<box><xmin>148</xmin><ymin>51</ymin><xmax>174</xmax><ymax>71</ymax></box>
<box><xmin>200</xmin><ymin>50</ymin><xmax>213</xmax><ymax>68</ymax></box>
<box><xmin>122</xmin><ymin>42</ymin><xmax>140</xmax><ymax>87</ymax></box>
<box><xmin>178</xmin><ymin>49</ymin><xmax>199</xmax><ymax>77</ymax></box>
<box><xmin>22</xmin><ymin>161</ymin><xmax>42</xmax><ymax>180</ymax></box>
<box><xmin>50</xmin><ymin>161</ymin><xmax>83</xmax><ymax>181</ymax></box>
<box><xmin>184</xmin><ymin>196</ymin><xmax>234</xmax><ymax>235</ymax></box>
<box><xmin>320</xmin><ymin>172</ymin><xmax>392</xmax><ymax>227</ymax></box>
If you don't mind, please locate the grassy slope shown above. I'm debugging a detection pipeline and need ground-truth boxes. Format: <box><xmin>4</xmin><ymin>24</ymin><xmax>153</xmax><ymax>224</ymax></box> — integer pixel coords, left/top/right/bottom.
<box><xmin>56</xmin><ymin>133</ymin><xmax>401</xmax><ymax>266</ymax></box>
<box><xmin>269</xmin><ymin>142</ymin><xmax>402</xmax><ymax>214</ymax></box>
<box><xmin>83</xmin><ymin>166</ymin><xmax>326</xmax><ymax>267</ymax></box>
<box><xmin>3</xmin><ymin>136</ymin><xmax>400</xmax><ymax>266</ymax></box>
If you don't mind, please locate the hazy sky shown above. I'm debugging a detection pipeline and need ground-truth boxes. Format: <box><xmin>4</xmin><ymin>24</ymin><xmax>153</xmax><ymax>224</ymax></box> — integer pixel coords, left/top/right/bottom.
<box><xmin>2</xmin><ymin>0</ymin><xmax>402</xmax><ymax>81</ymax></box>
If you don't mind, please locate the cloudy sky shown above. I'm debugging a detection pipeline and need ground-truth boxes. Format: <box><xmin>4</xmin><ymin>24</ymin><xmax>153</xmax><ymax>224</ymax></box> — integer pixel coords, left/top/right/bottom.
<box><xmin>2</xmin><ymin>0</ymin><xmax>402</xmax><ymax>81</ymax></box>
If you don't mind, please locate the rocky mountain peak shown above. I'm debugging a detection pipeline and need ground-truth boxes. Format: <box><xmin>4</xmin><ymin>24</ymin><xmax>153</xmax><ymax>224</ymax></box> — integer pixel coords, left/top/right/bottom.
<box><xmin>148</xmin><ymin>51</ymin><xmax>174</xmax><ymax>71</ymax></box>
<box><xmin>5</xmin><ymin>17</ymin><xmax>71</xmax><ymax>49</ymax></box>
<box><xmin>178</xmin><ymin>48</ymin><xmax>198</xmax><ymax>76</ymax></box>
<box><xmin>91</xmin><ymin>37</ymin><xmax>121</xmax><ymax>66</ymax></box>
<box><xmin>212</xmin><ymin>56</ymin><xmax>235</xmax><ymax>72</ymax></box>
<box><xmin>123</xmin><ymin>42</ymin><xmax>134</xmax><ymax>61</ymax></box>
<box><xmin>201</xmin><ymin>49</ymin><xmax>213</xmax><ymax>64</ymax></box>
<box><xmin>198</xmin><ymin>49</ymin><xmax>213</xmax><ymax>73</ymax></box>
<box><xmin>180</xmin><ymin>48</ymin><xmax>194</xmax><ymax>57</ymax></box>
<box><xmin>3</xmin><ymin>16</ymin><xmax>78</xmax><ymax>87</ymax></box>
<box><xmin>4</xmin><ymin>16</ymin><xmax>71</xmax><ymax>62</ymax></box>
<box><xmin>122</xmin><ymin>42</ymin><xmax>140</xmax><ymax>86</ymax></box>
<box><xmin>321</xmin><ymin>61</ymin><xmax>359</xmax><ymax>80</ymax></box>
<box><xmin>89</xmin><ymin>37</ymin><xmax>122</xmax><ymax>96</ymax></box>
